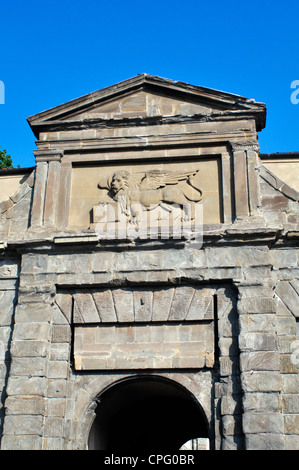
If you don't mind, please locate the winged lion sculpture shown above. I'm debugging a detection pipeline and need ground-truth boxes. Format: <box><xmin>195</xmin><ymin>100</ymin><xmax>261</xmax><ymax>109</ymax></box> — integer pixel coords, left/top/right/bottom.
<box><xmin>98</xmin><ymin>168</ymin><xmax>203</xmax><ymax>224</ymax></box>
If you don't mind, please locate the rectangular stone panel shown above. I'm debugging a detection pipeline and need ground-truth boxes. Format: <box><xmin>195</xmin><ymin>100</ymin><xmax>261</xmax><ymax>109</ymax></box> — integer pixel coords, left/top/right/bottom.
<box><xmin>69</xmin><ymin>157</ymin><xmax>222</xmax><ymax>229</ymax></box>
<box><xmin>73</xmin><ymin>321</ymin><xmax>214</xmax><ymax>370</ymax></box>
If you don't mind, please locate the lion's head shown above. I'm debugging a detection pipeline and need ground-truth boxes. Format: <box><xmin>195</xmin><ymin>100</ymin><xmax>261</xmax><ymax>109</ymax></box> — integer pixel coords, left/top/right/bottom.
<box><xmin>109</xmin><ymin>170</ymin><xmax>139</xmax><ymax>199</ymax></box>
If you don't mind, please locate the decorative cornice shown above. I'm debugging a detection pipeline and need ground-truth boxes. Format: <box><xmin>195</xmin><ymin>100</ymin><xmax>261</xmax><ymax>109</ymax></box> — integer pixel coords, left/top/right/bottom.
<box><xmin>27</xmin><ymin>74</ymin><xmax>267</xmax><ymax>139</ymax></box>
<box><xmin>230</xmin><ymin>141</ymin><xmax>260</xmax><ymax>152</ymax></box>
<box><xmin>33</xmin><ymin>149</ymin><xmax>64</xmax><ymax>163</ymax></box>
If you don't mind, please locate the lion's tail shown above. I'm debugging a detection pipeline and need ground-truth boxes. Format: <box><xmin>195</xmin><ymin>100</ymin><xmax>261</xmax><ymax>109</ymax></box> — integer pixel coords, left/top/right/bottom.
<box><xmin>182</xmin><ymin>174</ymin><xmax>203</xmax><ymax>202</ymax></box>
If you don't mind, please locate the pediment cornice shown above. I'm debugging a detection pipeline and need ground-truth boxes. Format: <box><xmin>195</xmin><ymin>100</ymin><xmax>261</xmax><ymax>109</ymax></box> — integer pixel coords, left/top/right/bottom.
<box><xmin>27</xmin><ymin>74</ymin><xmax>266</xmax><ymax>138</ymax></box>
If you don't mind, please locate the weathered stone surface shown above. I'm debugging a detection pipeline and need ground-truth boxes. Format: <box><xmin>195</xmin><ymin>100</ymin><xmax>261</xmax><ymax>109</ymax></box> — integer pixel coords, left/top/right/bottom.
<box><xmin>243</xmin><ymin>412</ymin><xmax>283</xmax><ymax>434</ymax></box>
<box><xmin>58</xmin><ymin>286</ymin><xmax>216</xmax><ymax>325</ymax></box>
<box><xmin>285</xmin><ymin>435</ymin><xmax>299</xmax><ymax>450</ymax></box>
<box><xmin>238</xmin><ymin>297</ymin><xmax>276</xmax><ymax>314</ymax></box>
<box><xmin>0</xmin><ymin>435</ymin><xmax>43</xmax><ymax>450</ymax></box>
<box><xmin>240</xmin><ymin>351</ymin><xmax>280</xmax><ymax>371</ymax></box>
<box><xmin>284</xmin><ymin>415</ymin><xmax>299</xmax><ymax>434</ymax></box>
<box><xmin>5</xmin><ymin>396</ymin><xmax>44</xmax><ymax>415</ymax></box>
<box><xmin>239</xmin><ymin>332</ymin><xmax>277</xmax><ymax>352</ymax></box>
<box><xmin>243</xmin><ymin>392</ymin><xmax>280</xmax><ymax>413</ymax></box>
<box><xmin>241</xmin><ymin>371</ymin><xmax>282</xmax><ymax>392</ymax></box>
<box><xmin>152</xmin><ymin>288</ymin><xmax>174</xmax><ymax>321</ymax></box>
<box><xmin>245</xmin><ymin>433</ymin><xmax>285</xmax><ymax>450</ymax></box>
<box><xmin>91</xmin><ymin>289</ymin><xmax>117</xmax><ymax>322</ymax></box>
<box><xmin>283</xmin><ymin>374</ymin><xmax>299</xmax><ymax>393</ymax></box>
<box><xmin>74</xmin><ymin>322</ymin><xmax>214</xmax><ymax>370</ymax></box>
<box><xmin>73</xmin><ymin>292</ymin><xmax>100</xmax><ymax>323</ymax></box>
<box><xmin>4</xmin><ymin>414</ymin><xmax>43</xmax><ymax>435</ymax></box>
<box><xmin>275</xmin><ymin>281</ymin><xmax>299</xmax><ymax>318</ymax></box>
<box><xmin>6</xmin><ymin>377</ymin><xmax>47</xmax><ymax>396</ymax></box>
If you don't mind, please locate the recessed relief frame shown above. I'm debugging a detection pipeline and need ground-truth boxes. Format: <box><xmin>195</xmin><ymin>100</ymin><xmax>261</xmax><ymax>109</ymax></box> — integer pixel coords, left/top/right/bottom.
<box><xmin>69</xmin><ymin>156</ymin><xmax>223</xmax><ymax>238</ymax></box>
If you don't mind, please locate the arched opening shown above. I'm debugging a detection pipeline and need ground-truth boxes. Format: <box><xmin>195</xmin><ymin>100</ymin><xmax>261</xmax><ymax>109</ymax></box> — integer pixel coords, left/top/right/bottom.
<box><xmin>88</xmin><ymin>376</ymin><xmax>209</xmax><ymax>451</ymax></box>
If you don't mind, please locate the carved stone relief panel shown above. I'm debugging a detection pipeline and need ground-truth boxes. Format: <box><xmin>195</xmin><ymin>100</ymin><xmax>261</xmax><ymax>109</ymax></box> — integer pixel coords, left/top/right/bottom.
<box><xmin>68</xmin><ymin>157</ymin><xmax>222</xmax><ymax>230</ymax></box>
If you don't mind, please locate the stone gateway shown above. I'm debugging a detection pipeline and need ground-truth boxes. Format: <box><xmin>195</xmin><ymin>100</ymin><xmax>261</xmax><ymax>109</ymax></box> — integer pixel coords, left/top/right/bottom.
<box><xmin>0</xmin><ymin>74</ymin><xmax>298</xmax><ymax>450</ymax></box>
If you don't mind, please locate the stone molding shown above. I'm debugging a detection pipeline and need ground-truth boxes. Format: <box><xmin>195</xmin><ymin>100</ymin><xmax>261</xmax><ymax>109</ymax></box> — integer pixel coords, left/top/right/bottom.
<box><xmin>33</xmin><ymin>149</ymin><xmax>63</xmax><ymax>163</ymax></box>
<box><xmin>260</xmin><ymin>165</ymin><xmax>299</xmax><ymax>202</ymax></box>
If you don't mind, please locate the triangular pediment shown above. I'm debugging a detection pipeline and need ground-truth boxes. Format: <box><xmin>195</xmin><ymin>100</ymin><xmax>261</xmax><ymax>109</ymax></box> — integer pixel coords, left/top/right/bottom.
<box><xmin>27</xmin><ymin>74</ymin><xmax>266</xmax><ymax>136</ymax></box>
<box><xmin>58</xmin><ymin>89</ymin><xmax>226</xmax><ymax>121</ymax></box>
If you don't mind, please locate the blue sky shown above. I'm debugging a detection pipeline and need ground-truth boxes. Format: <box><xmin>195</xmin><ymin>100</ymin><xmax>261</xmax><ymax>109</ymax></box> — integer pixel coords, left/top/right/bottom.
<box><xmin>1</xmin><ymin>0</ymin><xmax>299</xmax><ymax>168</ymax></box>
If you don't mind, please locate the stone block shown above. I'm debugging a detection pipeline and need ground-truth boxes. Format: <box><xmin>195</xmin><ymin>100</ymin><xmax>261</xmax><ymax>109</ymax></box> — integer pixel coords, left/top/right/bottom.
<box><xmin>44</xmin><ymin>417</ymin><xmax>65</xmax><ymax>438</ymax></box>
<box><xmin>219</xmin><ymin>356</ymin><xmax>234</xmax><ymax>376</ymax></box>
<box><xmin>282</xmin><ymin>374</ymin><xmax>299</xmax><ymax>393</ymax></box>
<box><xmin>239</xmin><ymin>332</ymin><xmax>277</xmax><ymax>351</ymax></box>
<box><xmin>218</xmin><ymin>337</ymin><xmax>239</xmax><ymax>356</ymax></box>
<box><xmin>270</xmin><ymin>249</ymin><xmax>298</xmax><ymax>269</ymax></box>
<box><xmin>243</xmin><ymin>412</ymin><xmax>283</xmax><ymax>434</ymax></box>
<box><xmin>222</xmin><ymin>415</ymin><xmax>243</xmax><ymax>436</ymax></box>
<box><xmin>284</xmin><ymin>415</ymin><xmax>299</xmax><ymax>434</ymax></box>
<box><xmin>167</xmin><ymin>286</ymin><xmax>195</xmax><ymax>321</ymax></box>
<box><xmin>13</xmin><ymin>322</ymin><xmax>51</xmax><ymax>341</ymax></box>
<box><xmin>91</xmin><ymin>289</ymin><xmax>117</xmax><ymax>322</ymax></box>
<box><xmin>10</xmin><ymin>356</ymin><xmax>47</xmax><ymax>377</ymax></box>
<box><xmin>6</xmin><ymin>194</ymin><xmax>31</xmax><ymax>221</ymax></box>
<box><xmin>48</xmin><ymin>361</ymin><xmax>69</xmax><ymax>379</ymax></box>
<box><xmin>276</xmin><ymin>316</ymin><xmax>296</xmax><ymax>336</ymax></box>
<box><xmin>238</xmin><ymin>297</ymin><xmax>276</xmax><ymax>314</ymax></box>
<box><xmin>42</xmin><ymin>437</ymin><xmax>64</xmax><ymax>450</ymax></box>
<box><xmin>112</xmin><ymin>289</ymin><xmax>134</xmax><ymax>322</ymax></box>
<box><xmin>245</xmin><ymin>433</ymin><xmax>285</xmax><ymax>450</ymax></box>
<box><xmin>10</xmin><ymin>340</ymin><xmax>48</xmax><ymax>357</ymax></box>
<box><xmin>280</xmin><ymin>354</ymin><xmax>299</xmax><ymax>374</ymax></box>
<box><xmin>51</xmin><ymin>325</ymin><xmax>71</xmax><ymax>343</ymax></box>
<box><xmin>0</xmin><ymin>198</ymin><xmax>14</xmax><ymax>215</ymax></box>
<box><xmin>0</xmin><ymin>259</ymin><xmax>19</xmax><ymax>278</ymax></box>
<box><xmin>239</xmin><ymin>314</ymin><xmax>276</xmax><ymax>333</ymax></box>
<box><xmin>221</xmin><ymin>435</ymin><xmax>244</xmax><ymax>450</ymax></box>
<box><xmin>0</xmin><ymin>290</ymin><xmax>17</xmax><ymax>326</ymax></box>
<box><xmin>6</xmin><ymin>376</ymin><xmax>47</xmax><ymax>396</ymax></box>
<box><xmin>133</xmin><ymin>290</ymin><xmax>153</xmax><ymax>322</ymax></box>
<box><xmin>45</xmin><ymin>398</ymin><xmax>66</xmax><ymax>417</ymax></box>
<box><xmin>73</xmin><ymin>292</ymin><xmax>100</xmax><ymax>323</ymax></box>
<box><xmin>55</xmin><ymin>291</ymin><xmax>73</xmax><ymax>322</ymax></box>
<box><xmin>282</xmin><ymin>394</ymin><xmax>299</xmax><ymax>413</ymax></box>
<box><xmin>220</xmin><ymin>394</ymin><xmax>243</xmax><ymax>415</ymax></box>
<box><xmin>47</xmin><ymin>379</ymin><xmax>67</xmax><ymax>398</ymax></box>
<box><xmin>152</xmin><ymin>288</ymin><xmax>174</xmax><ymax>321</ymax></box>
<box><xmin>240</xmin><ymin>351</ymin><xmax>280</xmax><ymax>371</ymax></box>
<box><xmin>275</xmin><ymin>281</ymin><xmax>299</xmax><ymax>317</ymax></box>
<box><xmin>285</xmin><ymin>435</ymin><xmax>299</xmax><ymax>450</ymax></box>
<box><xmin>0</xmin><ymin>435</ymin><xmax>43</xmax><ymax>450</ymax></box>
<box><xmin>241</xmin><ymin>371</ymin><xmax>282</xmax><ymax>392</ymax></box>
<box><xmin>14</xmin><ymin>302</ymin><xmax>52</xmax><ymax>323</ymax></box>
<box><xmin>5</xmin><ymin>396</ymin><xmax>45</xmax><ymax>415</ymax></box>
<box><xmin>50</xmin><ymin>343</ymin><xmax>70</xmax><ymax>361</ymax></box>
<box><xmin>243</xmin><ymin>392</ymin><xmax>280</xmax><ymax>413</ymax></box>
<box><xmin>3</xmin><ymin>414</ymin><xmax>43</xmax><ymax>435</ymax></box>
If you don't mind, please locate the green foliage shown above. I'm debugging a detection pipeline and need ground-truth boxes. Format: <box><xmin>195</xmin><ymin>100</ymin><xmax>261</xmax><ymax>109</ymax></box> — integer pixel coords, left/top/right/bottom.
<box><xmin>0</xmin><ymin>148</ymin><xmax>13</xmax><ymax>169</ymax></box>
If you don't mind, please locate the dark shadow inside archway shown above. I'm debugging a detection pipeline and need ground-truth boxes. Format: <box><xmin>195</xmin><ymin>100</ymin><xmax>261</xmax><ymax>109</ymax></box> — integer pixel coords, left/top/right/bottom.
<box><xmin>88</xmin><ymin>376</ymin><xmax>209</xmax><ymax>451</ymax></box>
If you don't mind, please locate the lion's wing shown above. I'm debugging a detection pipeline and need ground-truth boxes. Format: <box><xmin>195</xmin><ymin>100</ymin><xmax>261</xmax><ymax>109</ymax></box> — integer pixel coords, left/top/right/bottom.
<box><xmin>98</xmin><ymin>176</ymin><xmax>111</xmax><ymax>190</ymax></box>
<box><xmin>140</xmin><ymin>169</ymin><xmax>198</xmax><ymax>190</ymax></box>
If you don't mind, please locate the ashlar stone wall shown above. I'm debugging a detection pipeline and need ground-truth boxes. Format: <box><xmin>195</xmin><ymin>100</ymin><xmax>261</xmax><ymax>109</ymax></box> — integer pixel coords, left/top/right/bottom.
<box><xmin>0</xmin><ymin>253</ymin><xmax>19</xmax><ymax>442</ymax></box>
<box><xmin>0</xmin><ymin>230</ymin><xmax>296</xmax><ymax>449</ymax></box>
